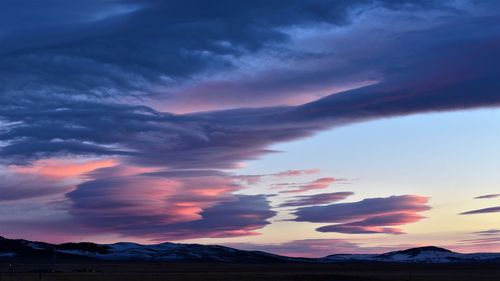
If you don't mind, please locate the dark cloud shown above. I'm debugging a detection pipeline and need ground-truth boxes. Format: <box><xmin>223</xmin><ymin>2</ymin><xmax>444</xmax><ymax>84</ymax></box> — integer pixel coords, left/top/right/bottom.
<box><xmin>460</xmin><ymin>206</ymin><xmax>500</xmax><ymax>215</ymax></box>
<box><xmin>3</xmin><ymin>25</ymin><xmax>500</xmax><ymax>169</ymax></box>
<box><xmin>316</xmin><ymin>213</ymin><xmax>423</xmax><ymax>234</ymax></box>
<box><xmin>292</xmin><ymin>195</ymin><xmax>430</xmax><ymax>234</ymax></box>
<box><xmin>0</xmin><ymin>0</ymin><xmax>393</xmax><ymax>100</ymax></box>
<box><xmin>144</xmin><ymin>1</ymin><xmax>497</xmax><ymax>112</ymax></box>
<box><xmin>279</xmin><ymin>192</ymin><xmax>354</xmax><ymax>207</ymax></box>
<box><xmin>0</xmin><ymin>0</ymin><xmax>461</xmax><ymax>111</ymax></box>
<box><xmin>1</xmin><ymin>1</ymin><xmax>499</xmax><ymax>169</ymax></box>
<box><xmin>474</xmin><ymin>194</ymin><xmax>500</xmax><ymax>199</ymax></box>
<box><xmin>150</xmin><ymin>194</ymin><xmax>276</xmax><ymax>240</ymax></box>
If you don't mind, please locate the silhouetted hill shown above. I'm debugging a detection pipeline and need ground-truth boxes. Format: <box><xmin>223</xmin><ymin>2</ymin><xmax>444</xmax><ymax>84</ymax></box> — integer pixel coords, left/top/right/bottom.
<box><xmin>1</xmin><ymin>236</ymin><xmax>499</xmax><ymax>263</ymax></box>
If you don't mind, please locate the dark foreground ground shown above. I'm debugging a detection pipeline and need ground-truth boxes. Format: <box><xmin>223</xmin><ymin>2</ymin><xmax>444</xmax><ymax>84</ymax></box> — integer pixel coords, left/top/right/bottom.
<box><xmin>1</xmin><ymin>262</ymin><xmax>499</xmax><ymax>281</ymax></box>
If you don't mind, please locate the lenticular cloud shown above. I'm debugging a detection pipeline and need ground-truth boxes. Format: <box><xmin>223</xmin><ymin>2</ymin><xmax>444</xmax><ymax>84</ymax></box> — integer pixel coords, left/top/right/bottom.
<box><xmin>292</xmin><ymin>195</ymin><xmax>431</xmax><ymax>234</ymax></box>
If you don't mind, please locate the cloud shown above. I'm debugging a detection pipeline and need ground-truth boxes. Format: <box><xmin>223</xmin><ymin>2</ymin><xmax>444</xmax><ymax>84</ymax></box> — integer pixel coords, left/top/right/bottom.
<box><xmin>232</xmin><ymin>175</ymin><xmax>264</xmax><ymax>185</ymax></box>
<box><xmin>474</xmin><ymin>229</ymin><xmax>500</xmax><ymax>236</ymax></box>
<box><xmin>0</xmin><ymin>0</ymin><xmax>473</xmax><ymax>112</ymax></box>
<box><xmin>279</xmin><ymin>177</ymin><xmax>346</xmax><ymax>193</ymax></box>
<box><xmin>148</xmin><ymin>194</ymin><xmax>276</xmax><ymax>240</ymax></box>
<box><xmin>474</xmin><ymin>194</ymin><xmax>500</xmax><ymax>199</ymax></box>
<box><xmin>273</xmin><ymin>169</ymin><xmax>320</xmax><ymax>177</ymax></box>
<box><xmin>232</xmin><ymin>169</ymin><xmax>320</xmax><ymax>185</ymax></box>
<box><xmin>459</xmin><ymin>237</ymin><xmax>500</xmax><ymax>244</ymax></box>
<box><xmin>292</xmin><ymin>195</ymin><xmax>430</xmax><ymax>234</ymax></box>
<box><xmin>279</xmin><ymin>192</ymin><xmax>354</xmax><ymax>207</ymax></box>
<box><xmin>460</xmin><ymin>206</ymin><xmax>500</xmax><ymax>215</ymax></box>
<box><xmin>1</xmin><ymin>0</ymin><xmax>399</xmax><ymax>103</ymax></box>
<box><xmin>449</xmin><ymin>229</ymin><xmax>500</xmax><ymax>252</ymax></box>
<box><xmin>1</xmin><ymin>2</ymin><xmax>500</xmax><ymax>170</ymax></box>
<box><xmin>65</xmin><ymin>167</ymin><xmax>275</xmax><ymax>240</ymax></box>
<box><xmin>0</xmin><ymin>169</ymin><xmax>239</xmax><ymax>243</ymax></box>
<box><xmin>316</xmin><ymin>213</ymin><xmax>423</xmax><ymax>234</ymax></box>
<box><xmin>0</xmin><ymin>158</ymin><xmax>111</xmax><ymax>201</ymax></box>
<box><xmin>9</xmin><ymin>158</ymin><xmax>117</xmax><ymax>180</ymax></box>
<box><xmin>0</xmin><ymin>173</ymin><xmax>67</xmax><ymax>201</ymax></box>
<box><xmin>454</xmin><ymin>236</ymin><xmax>500</xmax><ymax>253</ymax></box>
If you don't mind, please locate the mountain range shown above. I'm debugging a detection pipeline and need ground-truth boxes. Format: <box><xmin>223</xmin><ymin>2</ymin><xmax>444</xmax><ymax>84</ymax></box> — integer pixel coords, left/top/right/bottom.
<box><xmin>1</xmin><ymin>236</ymin><xmax>499</xmax><ymax>263</ymax></box>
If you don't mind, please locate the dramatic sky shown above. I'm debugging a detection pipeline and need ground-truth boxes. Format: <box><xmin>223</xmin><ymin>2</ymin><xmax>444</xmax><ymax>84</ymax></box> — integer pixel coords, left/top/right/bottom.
<box><xmin>1</xmin><ymin>0</ymin><xmax>499</xmax><ymax>257</ymax></box>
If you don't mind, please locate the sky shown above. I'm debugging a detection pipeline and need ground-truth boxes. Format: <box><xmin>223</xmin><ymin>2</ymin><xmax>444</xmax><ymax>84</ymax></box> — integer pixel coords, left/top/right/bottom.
<box><xmin>0</xmin><ymin>0</ymin><xmax>499</xmax><ymax>258</ymax></box>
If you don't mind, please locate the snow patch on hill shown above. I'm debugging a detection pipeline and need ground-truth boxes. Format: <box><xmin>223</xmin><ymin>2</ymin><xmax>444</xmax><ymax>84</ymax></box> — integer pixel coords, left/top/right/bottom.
<box><xmin>323</xmin><ymin>247</ymin><xmax>500</xmax><ymax>263</ymax></box>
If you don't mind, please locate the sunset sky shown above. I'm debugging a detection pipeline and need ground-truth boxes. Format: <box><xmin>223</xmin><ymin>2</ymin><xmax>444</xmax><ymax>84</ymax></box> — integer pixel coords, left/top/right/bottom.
<box><xmin>0</xmin><ymin>0</ymin><xmax>499</xmax><ymax>257</ymax></box>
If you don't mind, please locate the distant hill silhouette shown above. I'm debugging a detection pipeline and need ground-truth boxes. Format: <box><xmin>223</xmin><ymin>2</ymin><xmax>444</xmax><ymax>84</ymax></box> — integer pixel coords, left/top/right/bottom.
<box><xmin>1</xmin><ymin>236</ymin><xmax>499</xmax><ymax>263</ymax></box>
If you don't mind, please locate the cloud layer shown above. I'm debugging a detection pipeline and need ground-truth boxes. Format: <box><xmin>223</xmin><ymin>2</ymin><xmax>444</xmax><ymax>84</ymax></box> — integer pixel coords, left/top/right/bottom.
<box><xmin>0</xmin><ymin>0</ymin><xmax>499</xmax><ymax>242</ymax></box>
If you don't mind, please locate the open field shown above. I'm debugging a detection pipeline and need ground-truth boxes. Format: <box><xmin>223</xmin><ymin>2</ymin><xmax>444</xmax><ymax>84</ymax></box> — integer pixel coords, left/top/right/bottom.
<box><xmin>1</xmin><ymin>262</ymin><xmax>500</xmax><ymax>281</ymax></box>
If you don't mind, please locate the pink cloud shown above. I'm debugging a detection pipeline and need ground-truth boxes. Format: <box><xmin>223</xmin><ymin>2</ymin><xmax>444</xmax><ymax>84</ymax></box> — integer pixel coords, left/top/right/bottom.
<box><xmin>9</xmin><ymin>158</ymin><xmax>117</xmax><ymax>180</ymax></box>
<box><xmin>1</xmin><ymin>161</ymin><xmax>277</xmax><ymax>242</ymax></box>
<box><xmin>279</xmin><ymin>177</ymin><xmax>347</xmax><ymax>193</ymax></box>
<box><xmin>0</xmin><ymin>158</ymin><xmax>118</xmax><ymax>201</ymax></box>
<box><xmin>64</xmin><ymin>167</ymin><xmax>276</xmax><ymax>241</ymax></box>
<box><xmin>233</xmin><ymin>169</ymin><xmax>320</xmax><ymax>185</ymax></box>
<box><xmin>273</xmin><ymin>169</ymin><xmax>320</xmax><ymax>177</ymax></box>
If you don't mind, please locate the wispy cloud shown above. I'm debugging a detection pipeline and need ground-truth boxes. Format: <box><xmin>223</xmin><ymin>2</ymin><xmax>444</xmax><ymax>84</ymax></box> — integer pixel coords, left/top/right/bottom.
<box><xmin>460</xmin><ymin>206</ymin><xmax>500</xmax><ymax>215</ymax></box>
<box><xmin>474</xmin><ymin>229</ymin><xmax>500</xmax><ymax>236</ymax></box>
<box><xmin>233</xmin><ymin>169</ymin><xmax>320</xmax><ymax>185</ymax></box>
<box><xmin>273</xmin><ymin>169</ymin><xmax>320</xmax><ymax>177</ymax></box>
<box><xmin>474</xmin><ymin>194</ymin><xmax>500</xmax><ymax>199</ymax></box>
<box><xmin>279</xmin><ymin>192</ymin><xmax>354</xmax><ymax>207</ymax></box>
<box><xmin>279</xmin><ymin>177</ymin><xmax>348</xmax><ymax>194</ymax></box>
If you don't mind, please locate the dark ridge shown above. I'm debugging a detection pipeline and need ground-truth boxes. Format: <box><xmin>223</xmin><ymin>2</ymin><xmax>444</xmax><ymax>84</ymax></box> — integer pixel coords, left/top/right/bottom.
<box><xmin>376</xmin><ymin>246</ymin><xmax>454</xmax><ymax>258</ymax></box>
<box><xmin>57</xmin><ymin>242</ymin><xmax>110</xmax><ymax>254</ymax></box>
<box><xmin>1</xmin><ymin>237</ymin><xmax>499</xmax><ymax>264</ymax></box>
